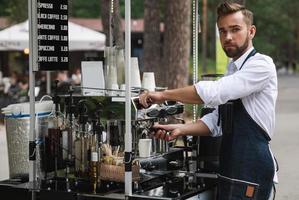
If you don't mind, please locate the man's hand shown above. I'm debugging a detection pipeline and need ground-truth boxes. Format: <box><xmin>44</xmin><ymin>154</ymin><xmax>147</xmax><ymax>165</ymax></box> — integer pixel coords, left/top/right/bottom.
<box><xmin>150</xmin><ymin>123</ymin><xmax>184</xmax><ymax>141</ymax></box>
<box><xmin>139</xmin><ymin>86</ymin><xmax>203</xmax><ymax>107</ymax></box>
<box><xmin>139</xmin><ymin>90</ymin><xmax>165</xmax><ymax>108</ymax></box>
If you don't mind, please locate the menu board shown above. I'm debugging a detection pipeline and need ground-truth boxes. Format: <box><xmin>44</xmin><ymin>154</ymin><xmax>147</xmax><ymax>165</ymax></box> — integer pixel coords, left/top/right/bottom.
<box><xmin>36</xmin><ymin>0</ymin><xmax>69</xmax><ymax>71</ymax></box>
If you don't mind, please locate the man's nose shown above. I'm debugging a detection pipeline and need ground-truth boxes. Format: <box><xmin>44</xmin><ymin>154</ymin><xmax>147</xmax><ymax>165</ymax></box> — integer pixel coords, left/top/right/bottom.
<box><xmin>225</xmin><ymin>32</ymin><xmax>232</xmax><ymax>41</ymax></box>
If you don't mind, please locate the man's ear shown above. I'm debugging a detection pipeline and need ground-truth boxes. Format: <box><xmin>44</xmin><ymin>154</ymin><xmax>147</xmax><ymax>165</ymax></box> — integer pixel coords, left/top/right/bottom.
<box><xmin>249</xmin><ymin>25</ymin><xmax>256</xmax><ymax>39</ymax></box>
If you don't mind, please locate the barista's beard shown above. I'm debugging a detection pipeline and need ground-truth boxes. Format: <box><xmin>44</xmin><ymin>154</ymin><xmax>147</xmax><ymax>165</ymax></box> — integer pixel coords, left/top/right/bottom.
<box><xmin>224</xmin><ymin>36</ymin><xmax>250</xmax><ymax>60</ymax></box>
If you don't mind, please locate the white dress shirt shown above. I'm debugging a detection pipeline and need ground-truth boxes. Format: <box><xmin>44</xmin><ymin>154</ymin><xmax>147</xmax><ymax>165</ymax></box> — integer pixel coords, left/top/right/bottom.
<box><xmin>195</xmin><ymin>47</ymin><xmax>278</xmax><ymax>139</ymax></box>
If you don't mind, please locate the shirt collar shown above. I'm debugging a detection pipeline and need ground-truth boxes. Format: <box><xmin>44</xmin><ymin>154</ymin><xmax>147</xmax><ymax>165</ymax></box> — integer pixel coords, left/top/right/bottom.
<box><xmin>233</xmin><ymin>47</ymin><xmax>254</xmax><ymax>70</ymax></box>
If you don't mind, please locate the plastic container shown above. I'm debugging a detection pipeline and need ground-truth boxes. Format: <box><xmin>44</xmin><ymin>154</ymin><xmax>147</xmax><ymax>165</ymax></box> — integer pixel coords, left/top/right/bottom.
<box><xmin>2</xmin><ymin>100</ymin><xmax>53</xmax><ymax>179</ymax></box>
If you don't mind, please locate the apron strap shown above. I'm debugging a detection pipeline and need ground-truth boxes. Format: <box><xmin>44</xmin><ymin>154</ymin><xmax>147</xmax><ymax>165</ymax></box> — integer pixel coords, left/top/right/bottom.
<box><xmin>240</xmin><ymin>48</ymin><xmax>257</xmax><ymax>70</ymax></box>
<box><xmin>217</xmin><ymin>48</ymin><xmax>257</xmax><ymax>129</ymax></box>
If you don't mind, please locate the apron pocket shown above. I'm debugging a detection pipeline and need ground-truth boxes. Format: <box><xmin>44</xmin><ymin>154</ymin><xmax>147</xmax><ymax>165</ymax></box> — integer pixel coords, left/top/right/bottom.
<box><xmin>218</xmin><ymin>175</ymin><xmax>259</xmax><ymax>200</ymax></box>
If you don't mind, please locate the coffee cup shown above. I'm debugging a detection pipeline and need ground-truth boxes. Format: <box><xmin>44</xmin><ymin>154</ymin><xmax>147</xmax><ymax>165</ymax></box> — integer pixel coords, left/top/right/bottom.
<box><xmin>138</xmin><ymin>138</ymin><xmax>152</xmax><ymax>157</ymax></box>
<box><xmin>131</xmin><ymin>57</ymin><xmax>141</xmax><ymax>88</ymax></box>
<box><xmin>142</xmin><ymin>72</ymin><xmax>156</xmax><ymax>92</ymax></box>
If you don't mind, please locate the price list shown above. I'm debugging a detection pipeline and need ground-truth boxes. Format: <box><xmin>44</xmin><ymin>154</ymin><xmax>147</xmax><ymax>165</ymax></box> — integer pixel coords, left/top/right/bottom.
<box><xmin>37</xmin><ymin>0</ymin><xmax>69</xmax><ymax>71</ymax></box>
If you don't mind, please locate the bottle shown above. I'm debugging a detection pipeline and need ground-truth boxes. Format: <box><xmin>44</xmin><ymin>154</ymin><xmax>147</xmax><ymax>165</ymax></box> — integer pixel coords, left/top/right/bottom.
<box><xmin>47</xmin><ymin>114</ymin><xmax>62</xmax><ymax>177</ymax></box>
<box><xmin>90</xmin><ymin>146</ymin><xmax>98</xmax><ymax>193</ymax></box>
<box><xmin>74</xmin><ymin>131</ymin><xmax>82</xmax><ymax>176</ymax></box>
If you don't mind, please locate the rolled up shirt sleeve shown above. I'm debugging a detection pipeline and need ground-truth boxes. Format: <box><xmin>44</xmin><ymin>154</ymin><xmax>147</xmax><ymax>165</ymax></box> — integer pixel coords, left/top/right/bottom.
<box><xmin>199</xmin><ymin>108</ymin><xmax>222</xmax><ymax>137</ymax></box>
<box><xmin>195</xmin><ymin>52</ymin><xmax>276</xmax><ymax>139</ymax></box>
<box><xmin>194</xmin><ymin>58</ymin><xmax>271</xmax><ymax>107</ymax></box>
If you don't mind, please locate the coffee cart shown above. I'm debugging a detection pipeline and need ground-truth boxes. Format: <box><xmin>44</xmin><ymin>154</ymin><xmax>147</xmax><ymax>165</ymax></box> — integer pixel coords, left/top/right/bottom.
<box><xmin>0</xmin><ymin>0</ymin><xmax>220</xmax><ymax>199</ymax></box>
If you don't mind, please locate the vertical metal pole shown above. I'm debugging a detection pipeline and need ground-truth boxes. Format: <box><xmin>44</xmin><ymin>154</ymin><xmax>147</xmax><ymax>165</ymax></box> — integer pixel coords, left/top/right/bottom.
<box><xmin>109</xmin><ymin>0</ymin><xmax>114</xmax><ymax>48</ymax></box>
<box><xmin>28</xmin><ymin>0</ymin><xmax>38</xmax><ymax>199</ymax></box>
<box><xmin>124</xmin><ymin>0</ymin><xmax>132</xmax><ymax>196</ymax></box>
<box><xmin>192</xmin><ymin>0</ymin><xmax>199</xmax><ymax>122</ymax></box>
<box><xmin>202</xmin><ymin>0</ymin><xmax>207</xmax><ymax>73</ymax></box>
<box><xmin>47</xmin><ymin>71</ymin><xmax>51</xmax><ymax>94</ymax></box>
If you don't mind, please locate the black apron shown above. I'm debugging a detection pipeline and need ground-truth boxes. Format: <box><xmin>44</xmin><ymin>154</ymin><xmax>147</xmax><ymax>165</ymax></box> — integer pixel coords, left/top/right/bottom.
<box><xmin>217</xmin><ymin>49</ymin><xmax>275</xmax><ymax>200</ymax></box>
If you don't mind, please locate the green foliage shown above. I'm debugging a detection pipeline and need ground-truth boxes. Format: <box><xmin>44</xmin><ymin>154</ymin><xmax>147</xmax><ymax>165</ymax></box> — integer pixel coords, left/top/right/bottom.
<box><xmin>119</xmin><ymin>0</ymin><xmax>144</xmax><ymax>19</ymax></box>
<box><xmin>70</xmin><ymin>0</ymin><xmax>144</xmax><ymax>19</ymax></box>
<box><xmin>71</xmin><ymin>0</ymin><xmax>101</xmax><ymax>18</ymax></box>
<box><xmin>0</xmin><ymin>0</ymin><xmax>10</xmax><ymax>16</ymax></box>
<box><xmin>247</xmin><ymin>0</ymin><xmax>296</xmax><ymax>62</ymax></box>
<box><xmin>6</xmin><ymin>0</ymin><xmax>28</xmax><ymax>23</ymax></box>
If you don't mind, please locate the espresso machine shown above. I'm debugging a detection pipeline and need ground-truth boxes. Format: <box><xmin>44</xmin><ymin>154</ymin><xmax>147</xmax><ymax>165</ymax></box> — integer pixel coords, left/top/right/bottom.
<box><xmin>104</xmin><ymin>96</ymin><xmax>186</xmax><ymax>170</ymax></box>
<box><xmin>126</xmin><ymin>97</ymin><xmax>218</xmax><ymax>199</ymax></box>
<box><xmin>0</xmin><ymin>85</ymin><xmax>217</xmax><ymax>200</ymax></box>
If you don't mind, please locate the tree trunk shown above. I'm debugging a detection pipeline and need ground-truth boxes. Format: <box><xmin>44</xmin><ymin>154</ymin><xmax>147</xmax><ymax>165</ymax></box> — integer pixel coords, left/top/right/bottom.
<box><xmin>143</xmin><ymin>0</ymin><xmax>162</xmax><ymax>84</ymax></box>
<box><xmin>100</xmin><ymin>0</ymin><xmax>123</xmax><ymax>48</ymax></box>
<box><xmin>162</xmin><ymin>0</ymin><xmax>191</xmax><ymax>89</ymax></box>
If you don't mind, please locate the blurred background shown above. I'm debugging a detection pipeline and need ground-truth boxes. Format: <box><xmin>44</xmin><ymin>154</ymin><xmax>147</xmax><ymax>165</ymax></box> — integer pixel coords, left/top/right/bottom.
<box><xmin>0</xmin><ymin>0</ymin><xmax>298</xmax><ymax>90</ymax></box>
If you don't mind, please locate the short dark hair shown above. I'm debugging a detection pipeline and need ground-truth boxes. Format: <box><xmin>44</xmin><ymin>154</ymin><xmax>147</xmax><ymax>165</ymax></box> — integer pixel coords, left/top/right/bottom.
<box><xmin>217</xmin><ymin>1</ymin><xmax>253</xmax><ymax>26</ymax></box>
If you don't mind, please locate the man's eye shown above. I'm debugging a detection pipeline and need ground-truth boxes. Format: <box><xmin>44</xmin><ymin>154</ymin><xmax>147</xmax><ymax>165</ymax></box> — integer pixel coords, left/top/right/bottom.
<box><xmin>219</xmin><ymin>30</ymin><xmax>226</xmax><ymax>34</ymax></box>
<box><xmin>232</xmin><ymin>28</ymin><xmax>240</xmax><ymax>32</ymax></box>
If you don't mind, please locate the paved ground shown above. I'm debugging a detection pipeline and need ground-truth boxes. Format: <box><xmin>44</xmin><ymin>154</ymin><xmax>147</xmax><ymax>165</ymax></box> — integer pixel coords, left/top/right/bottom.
<box><xmin>271</xmin><ymin>74</ymin><xmax>299</xmax><ymax>199</ymax></box>
<box><xmin>0</xmin><ymin>74</ymin><xmax>298</xmax><ymax>199</ymax></box>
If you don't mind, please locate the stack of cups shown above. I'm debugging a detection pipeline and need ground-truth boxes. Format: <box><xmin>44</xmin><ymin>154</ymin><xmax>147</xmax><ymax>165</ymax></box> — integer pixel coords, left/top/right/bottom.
<box><xmin>119</xmin><ymin>84</ymin><xmax>126</xmax><ymax>96</ymax></box>
<box><xmin>131</xmin><ymin>57</ymin><xmax>141</xmax><ymax>88</ymax></box>
<box><xmin>142</xmin><ymin>72</ymin><xmax>156</xmax><ymax>92</ymax></box>
<box><xmin>116</xmin><ymin>49</ymin><xmax>125</xmax><ymax>86</ymax></box>
<box><xmin>108</xmin><ymin>83</ymin><xmax>119</xmax><ymax>96</ymax></box>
